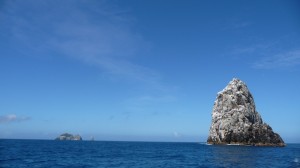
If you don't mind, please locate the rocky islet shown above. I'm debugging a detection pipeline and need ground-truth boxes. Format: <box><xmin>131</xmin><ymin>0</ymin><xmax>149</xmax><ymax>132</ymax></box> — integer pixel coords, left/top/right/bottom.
<box><xmin>207</xmin><ymin>78</ymin><xmax>285</xmax><ymax>146</ymax></box>
<box><xmin>55</xmin><ymin>133</ymin><xmax>82</xmax><ymax>141</ymax></box>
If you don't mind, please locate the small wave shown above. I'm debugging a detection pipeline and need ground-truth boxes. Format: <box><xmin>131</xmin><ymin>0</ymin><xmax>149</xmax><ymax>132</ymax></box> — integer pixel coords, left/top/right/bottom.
<box><xmin>196</xmin><ymin>142</ymin><xmax>211</xmax><ymax>145</ymax></box>
<box><xmin>294</xmin><ymin>158</ymin><xmax>299</xmax><ymax>163</ymax></box>
<box><xmin>227</xmin><ymin>144</ymin><xmax>240</xmax><ymax>146</ymax></box>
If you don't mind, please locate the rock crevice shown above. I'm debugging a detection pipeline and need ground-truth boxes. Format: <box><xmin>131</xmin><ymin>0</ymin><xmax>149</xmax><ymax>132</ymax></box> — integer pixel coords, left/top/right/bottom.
<box><xmin>207</xmin><ymin>78</ymin><xmax>285</xmax><ymax>146</ymax></box>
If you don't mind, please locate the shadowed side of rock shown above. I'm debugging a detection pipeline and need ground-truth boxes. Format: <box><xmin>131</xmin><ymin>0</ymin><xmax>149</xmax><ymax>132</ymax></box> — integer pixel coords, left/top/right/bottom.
<box><xmin>207</xmin><ymin>78</ymin><xmax>285</xmax><ymax>147</ymax></box>
<box><xmin>207</xmin><ymin>123</ymin><xmax>285</xmax><ymax>146</ymax></box>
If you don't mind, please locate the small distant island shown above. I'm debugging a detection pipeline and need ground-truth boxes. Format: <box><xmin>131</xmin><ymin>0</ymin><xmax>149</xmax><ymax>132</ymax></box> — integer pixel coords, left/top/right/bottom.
<box><xmin>55</xmin><ymin>133</ymin><xmax>82</xmax><ymax>141</ymax></box>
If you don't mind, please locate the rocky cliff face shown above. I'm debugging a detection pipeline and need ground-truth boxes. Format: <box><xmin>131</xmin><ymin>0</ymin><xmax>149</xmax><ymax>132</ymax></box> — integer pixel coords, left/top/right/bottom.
<box><xmin>55</xmin><ymin>133</ymin><xmax>82</xmax><ymax>141</ymax></box>
<box><xmin>207</xmin><ymin>78</ymin><xmax>285</xmax><ymax>146</ymax></box>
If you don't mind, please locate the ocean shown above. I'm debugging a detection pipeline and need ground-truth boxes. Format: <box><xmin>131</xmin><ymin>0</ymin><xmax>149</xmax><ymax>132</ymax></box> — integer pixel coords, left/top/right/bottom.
<box><xmin>0</xmin><ymin>139</ymin><xmax>299</xmax><ymax>167</ymax></box>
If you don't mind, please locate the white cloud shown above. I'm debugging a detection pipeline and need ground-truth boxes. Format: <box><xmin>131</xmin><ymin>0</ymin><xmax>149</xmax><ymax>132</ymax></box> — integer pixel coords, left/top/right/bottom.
<box><xmin>0</xmin><ymin>114</ymin><xmax>30</xmax><ymax>124</ymax></box>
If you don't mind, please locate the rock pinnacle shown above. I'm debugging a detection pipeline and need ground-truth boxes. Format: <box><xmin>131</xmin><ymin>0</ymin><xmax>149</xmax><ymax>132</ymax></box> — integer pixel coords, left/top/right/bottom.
<box><xmin>207</xmin><ymin>78</ymin><xmax>285</xmax><ymax>146</ymax></box>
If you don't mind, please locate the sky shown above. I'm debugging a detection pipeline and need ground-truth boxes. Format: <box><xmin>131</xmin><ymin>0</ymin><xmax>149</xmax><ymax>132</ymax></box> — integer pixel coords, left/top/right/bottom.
<box><xmin>0</xmin><ymin>0</ymin><xmax>300</xmax><ymax>143</ymax></box>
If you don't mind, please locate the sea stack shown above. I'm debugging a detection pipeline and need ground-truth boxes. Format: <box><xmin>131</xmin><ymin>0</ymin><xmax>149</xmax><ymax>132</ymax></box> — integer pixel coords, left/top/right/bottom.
<box><xmin>207</xmin><ymin>78</ymin><xmax>285</xmax><ymax>146</ymax></box>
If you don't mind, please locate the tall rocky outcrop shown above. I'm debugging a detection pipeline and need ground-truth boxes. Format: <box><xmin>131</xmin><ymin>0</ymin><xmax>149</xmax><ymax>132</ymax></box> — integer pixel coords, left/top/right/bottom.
<box><xmin>207</xmin><ymin>78</ymin><xmax>285</xmax><ymax>146</ymax></box>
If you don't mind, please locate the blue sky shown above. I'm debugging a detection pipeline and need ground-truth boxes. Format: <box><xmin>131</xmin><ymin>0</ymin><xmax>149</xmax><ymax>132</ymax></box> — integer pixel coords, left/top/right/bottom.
<box><xmin>0</xmin><ymin>0</ymin><xmax>299</xmax><ymax>142</ymax></box>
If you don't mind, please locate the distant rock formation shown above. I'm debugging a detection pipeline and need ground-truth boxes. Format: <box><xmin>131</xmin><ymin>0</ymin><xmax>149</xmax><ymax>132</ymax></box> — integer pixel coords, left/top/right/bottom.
<box><xmin>55</xmin><ymin>133</ymin><xmax>82</xmax><ymax>141</ymax></box>
<box><xmin>207</xmin><ymin>78</ymin><xmax>285</xmax><ymax>146</ymax></box>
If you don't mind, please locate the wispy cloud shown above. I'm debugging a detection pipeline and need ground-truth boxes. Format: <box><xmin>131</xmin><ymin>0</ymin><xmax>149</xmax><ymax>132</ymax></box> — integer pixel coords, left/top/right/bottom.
<box><xmin>1</xmin><ymin>0</ymin><xmax>159</xmax><ymax>84</ymax></box>
<box><xmin>230</xmin><ymin>34</ymin><xmax>300</xmax><ymax>69</ymax></box>
<box><xmin>0</xmin><ymin>114</ymin><xmax>30</xmax><ymax>124</ymax></box>
<box><xmin>253</xmin><ymin>50</ymin><xmax>300</xmax><ymax>69</ymax></box>
<box><xmin>231</xmin><ymin>44</ymin><xmax>273</xmax><ymax>56</ymax></box>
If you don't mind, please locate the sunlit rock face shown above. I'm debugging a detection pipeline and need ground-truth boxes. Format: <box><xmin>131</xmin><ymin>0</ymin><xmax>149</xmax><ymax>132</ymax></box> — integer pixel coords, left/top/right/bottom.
<box><xmin>207</xmin><ymin>78</ymin><xmax>285</xmax><ymax>147</ymax></box>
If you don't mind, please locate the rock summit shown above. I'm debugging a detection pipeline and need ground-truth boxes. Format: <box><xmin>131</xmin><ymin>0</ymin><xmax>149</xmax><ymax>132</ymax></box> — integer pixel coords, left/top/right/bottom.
<box><xmin>207</xmin><ymin>78</ymin><xmax>285</xmax><ymax>146</ymax></box>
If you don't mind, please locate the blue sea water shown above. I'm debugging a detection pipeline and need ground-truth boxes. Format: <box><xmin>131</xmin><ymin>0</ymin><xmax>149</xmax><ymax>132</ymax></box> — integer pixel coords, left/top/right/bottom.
<box><xmin>0</xmin><ymin>139</ymin><xmax>299</xmax><ymax>168</ymax></box>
